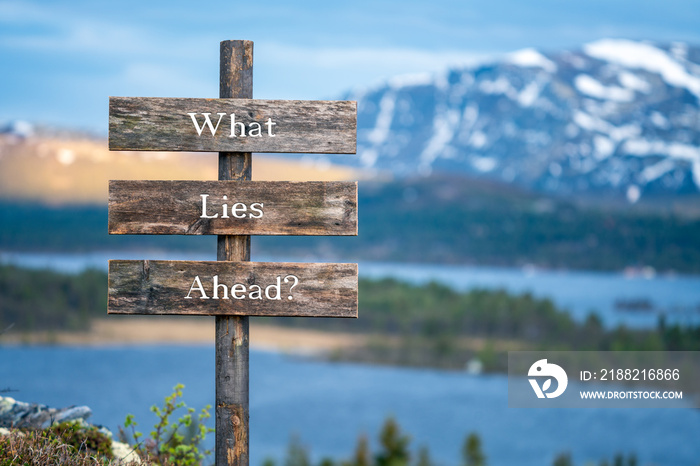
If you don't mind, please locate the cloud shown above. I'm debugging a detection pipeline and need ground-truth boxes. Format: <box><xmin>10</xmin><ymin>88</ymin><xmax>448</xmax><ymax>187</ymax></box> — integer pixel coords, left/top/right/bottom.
<box><xmin>253</xmin><ymin>42</ymin><xmax>495</xmax><ymax>99</ymax></box>
<box><xmin>2</xmin><ymin>0</ymin><xmax>699</xmax><ymax>130</ymax></box>
<box><xmin>0</xmin><ymin>0</ymin><xmax>215</xmax><ymax>61</ymax></box>
<box><xmin>259</xmin><ymin>42</ymin><xmax>491</xmax><ymax>71</ymax></box>
<box><xmin>115</xmin><ymin>62</ymin><xmax>216</xmax><ymax>97</ymax></box>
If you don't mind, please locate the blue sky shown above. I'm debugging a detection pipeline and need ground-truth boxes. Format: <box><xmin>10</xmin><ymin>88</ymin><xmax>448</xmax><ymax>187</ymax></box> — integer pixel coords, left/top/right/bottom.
<box><xmin>2</xmin><ymin>0</ymin><xmax>699</xmax><ymax>133</ymax></box>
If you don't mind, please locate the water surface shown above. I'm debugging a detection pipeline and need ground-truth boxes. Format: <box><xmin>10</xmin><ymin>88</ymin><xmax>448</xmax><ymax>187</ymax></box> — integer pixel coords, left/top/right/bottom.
<box><xmin>1</xmin><ymin>346</ymin><xmax>697</xmax><ymax>466</ymax></box>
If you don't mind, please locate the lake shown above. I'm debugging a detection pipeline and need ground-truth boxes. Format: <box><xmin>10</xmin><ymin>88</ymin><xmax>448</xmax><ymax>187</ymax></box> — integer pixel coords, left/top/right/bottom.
<box><xmin>1</xmin><ymin>345</ymin><xmax>698</xmax><ymax>466</ymax></box>
<box><xmin>2</xmin><ymin>251</ymin><xmax>700</xmax><ymax>328</ymax></box>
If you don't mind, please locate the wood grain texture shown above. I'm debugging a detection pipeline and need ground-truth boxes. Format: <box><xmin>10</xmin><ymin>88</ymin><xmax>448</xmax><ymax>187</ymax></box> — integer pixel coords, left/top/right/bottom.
<box><xmin>108</xmin><ymin>260</ymin><xmax>358</xmax><ymax>317</ymax></box>
<box><xmin>108</xmin><ymin>180</ymin><xmax>358</xmax><ymax>236</ymax></box>
<box><xmin>217</xmin><ymin>39</ymin><xmax>252</xmax><ymax>466</ymax></box>
<box><xmin>109</xmin><ymin>97</ymin><xmax>356</xmax><ymax>154</ymax></box>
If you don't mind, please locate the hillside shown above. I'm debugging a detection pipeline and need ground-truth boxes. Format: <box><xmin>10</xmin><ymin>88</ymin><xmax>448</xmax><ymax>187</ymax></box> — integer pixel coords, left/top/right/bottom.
<box><xmin>257</xmin><ymin>175</ymin><xmax>700</xmax><ymax>273</ymax></box>
<box><xmin>3</xmin><ymin>175</ymin><xmax>700</xmax><ymax>274</ymax></box>
<box><xmin>0</xmin><ymin>133</ymin><xmax>361</xmax><ymax>204</ymax></box>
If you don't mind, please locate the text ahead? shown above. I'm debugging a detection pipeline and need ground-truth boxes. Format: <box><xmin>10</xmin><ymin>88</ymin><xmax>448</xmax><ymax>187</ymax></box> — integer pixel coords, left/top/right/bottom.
<box><xmin>108</xmin><ymin>97</ymin><xmax>356</xmax><ymax>153</ymax></box>
<box><xmin>108</xmin><ymin>260</ymin><xmax>358</xmax><ymax>317</ymax></box>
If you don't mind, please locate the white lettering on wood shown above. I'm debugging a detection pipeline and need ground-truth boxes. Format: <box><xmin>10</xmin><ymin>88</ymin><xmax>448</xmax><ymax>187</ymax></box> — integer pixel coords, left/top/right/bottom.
<box><xmin>200</xmin><ymin>194</ymin><xmax>264</xmax><ymax>219</ymax></box>
<box><xmin>187</xmin><ymin>113</ymin><xmax>276</xmax><ymax>138</ymax></box>
<box><xmin>185</xmin><ymin>275</ymin><xmax>209</xmax><ymax>299</ymax></box>
<box><xmin>187</xmin><ymin>113</ymin><xmax>227</xmax><ymax>136</ymax></box>
<box><xmin>183</xmin><ymin>275</ymin><xmax>299</xmax><ymax>300</ymax></box>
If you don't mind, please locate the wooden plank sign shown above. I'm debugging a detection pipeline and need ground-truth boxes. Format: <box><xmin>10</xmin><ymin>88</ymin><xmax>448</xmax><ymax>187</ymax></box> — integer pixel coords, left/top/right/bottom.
<box><xmin>109</xmin><ymin>260</ymin><xmax>358</xmax><ymax>317</ymax></box>
<box><xmin>109</xmin><ymin>180</ymin><xmax>357</xmax><ymax>236</ymax></box>
<box><xmin>109</xmin><ymin>97</ymin><xmax>356</xmax><ymax>153</ymax></box>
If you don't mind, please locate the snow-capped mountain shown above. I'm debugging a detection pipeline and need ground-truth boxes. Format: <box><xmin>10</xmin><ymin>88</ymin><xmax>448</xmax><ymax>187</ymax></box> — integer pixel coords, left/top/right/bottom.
<box><xmin>342</xmin><ymin>39</ymin><xmax>700</xmax><ymax>201</ymax></box>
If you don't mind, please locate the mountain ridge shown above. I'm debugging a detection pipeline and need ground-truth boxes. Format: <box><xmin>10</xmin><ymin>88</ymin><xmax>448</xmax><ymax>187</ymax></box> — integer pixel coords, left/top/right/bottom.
<box><xmin>326</xmin><ymin>39</ymin><xmax>700</xmax><ymax>203</ymax></box>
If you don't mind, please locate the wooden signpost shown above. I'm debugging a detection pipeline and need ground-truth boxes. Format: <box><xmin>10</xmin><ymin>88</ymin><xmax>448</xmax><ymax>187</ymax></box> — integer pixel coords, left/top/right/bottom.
<box><xmin>107</xmin><ymin>40</ymin><xmax>358</xmax><ymax>466</ymax></box>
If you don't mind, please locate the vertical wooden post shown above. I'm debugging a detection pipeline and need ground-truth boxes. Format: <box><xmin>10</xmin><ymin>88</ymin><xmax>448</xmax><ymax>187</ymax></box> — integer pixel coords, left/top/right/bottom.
<box><xmin>216</xmin><ymin>40</ymin><xmax>253</xmax><ymax>466</ymax></box>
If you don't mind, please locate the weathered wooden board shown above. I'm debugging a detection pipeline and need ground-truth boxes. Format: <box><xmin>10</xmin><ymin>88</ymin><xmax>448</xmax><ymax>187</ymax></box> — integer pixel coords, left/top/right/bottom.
<box><xmin>109</xmin><ymin>97</ymin><xmax>356</xmax><ymax>153</ymax></box>
<box><xmin>109</xmin><ymin>180</ymin><xmax>357</xmax><ymax>236</ymax></box>
<box><xmin>108</xmin><ymin>260</ymin><xmax>358</xmax><ymax>317</ymax></box>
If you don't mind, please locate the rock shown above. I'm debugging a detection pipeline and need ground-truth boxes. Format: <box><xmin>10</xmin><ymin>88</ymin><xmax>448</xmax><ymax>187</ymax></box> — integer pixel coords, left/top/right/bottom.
<box><xmin>0</xmin><ymin>427</ymin><xmax>25</xmax><ymax>437</ymax></box>
<box><xmin>0</xmin><ymin>396</ymin><xmax>141</xmax><ymax>463</ymax></box>
<box><xmin>112</xmin><ymin>440</ymin><xmax>142</xmax><ymax>465</ymax></box>
<box><xmin>0</xmin><ymin>396</ymin><xmax>92</xmax><ymax>429</ymax></box>
<box><xmin>0</xmin><ymin>120</ymin><xmax>34</xmax><ymax>139</ymax></box>
<box><xmin>0</xmin><ymin>397</ymin><xmax>16</xmax><ymax>417</ymax></box>
<box><xmin>54</xmin><ymin>406</ymin><xmax>93</xmax><ymax>424</ymax></box>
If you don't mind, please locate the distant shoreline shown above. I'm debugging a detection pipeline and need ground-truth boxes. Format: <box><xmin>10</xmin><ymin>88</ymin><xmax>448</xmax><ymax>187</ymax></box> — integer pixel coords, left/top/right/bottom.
<box><xmin>0</xmin><ymin>317</ymin><xmax>364</xmax><ymax>355</ymax></box>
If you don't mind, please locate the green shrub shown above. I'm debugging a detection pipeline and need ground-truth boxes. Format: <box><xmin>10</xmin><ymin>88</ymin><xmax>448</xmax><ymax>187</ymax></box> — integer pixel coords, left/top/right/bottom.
<box><xmin>120</xmin><ymin>383</ymin><xmax>213</xmax><ymax>466</ymax></box>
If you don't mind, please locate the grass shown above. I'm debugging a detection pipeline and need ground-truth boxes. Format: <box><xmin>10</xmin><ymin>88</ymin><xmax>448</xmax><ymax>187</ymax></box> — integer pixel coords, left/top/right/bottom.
<box><xmin>0</xmin><ymin>426</ymin><xmax>140</xmax><ymax>466</ymax></box>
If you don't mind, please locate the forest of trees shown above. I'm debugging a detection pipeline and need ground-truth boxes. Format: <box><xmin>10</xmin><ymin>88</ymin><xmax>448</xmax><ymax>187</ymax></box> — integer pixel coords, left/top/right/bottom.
<box><xmin>264</xmin><ymin>277</ymin><xmax>700</xmax><ymax>372</ymax></box>
<box><xmin>2</xmin><ymin>264</ymin><xmax>697</xmax><ymax>374</ymax></box>
<box><xmin>0</xmin><ymin>264</ymin><xmax>106</xmax><ymax>333</ymax></box>
<box><xmin>266</xmin><ymin>416</ymin><xmax>640</xmax><ymax>466</ymax></box>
